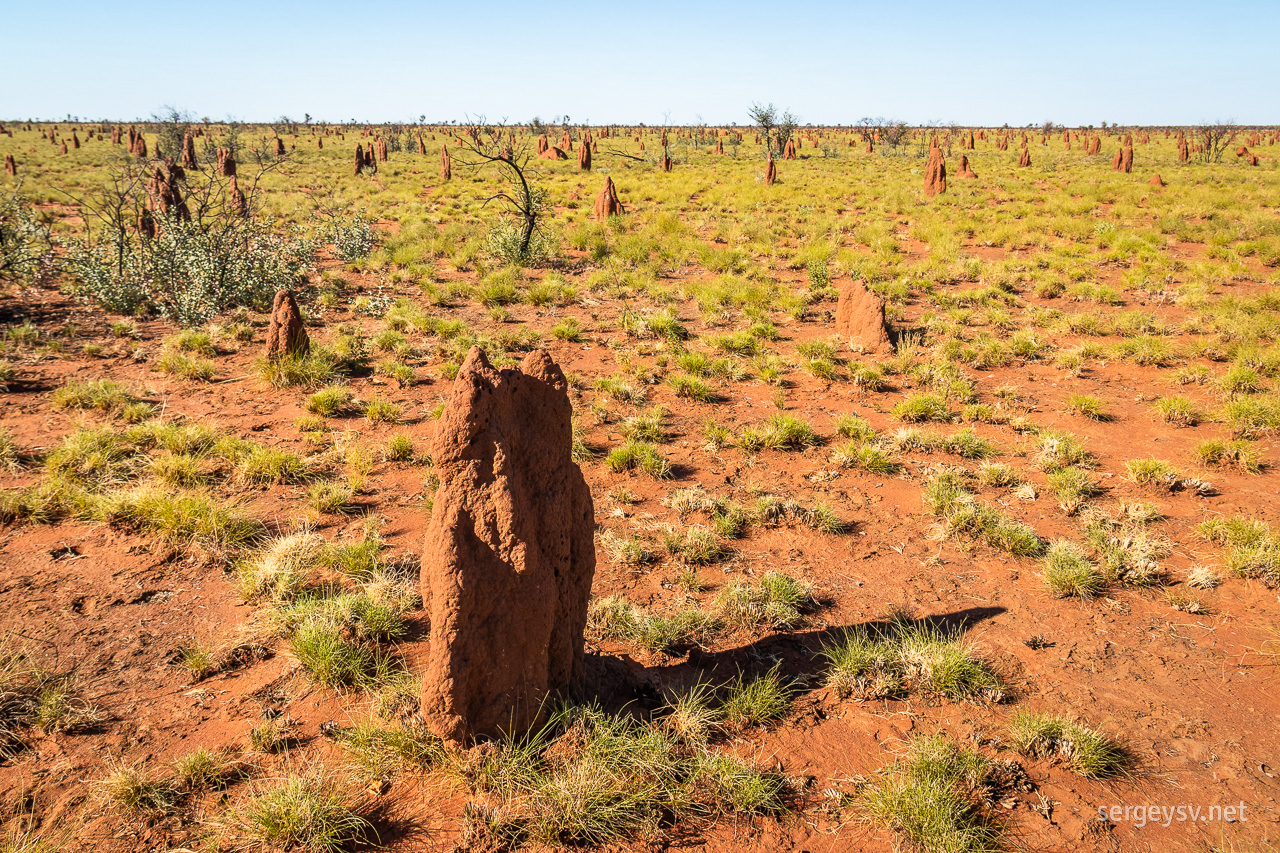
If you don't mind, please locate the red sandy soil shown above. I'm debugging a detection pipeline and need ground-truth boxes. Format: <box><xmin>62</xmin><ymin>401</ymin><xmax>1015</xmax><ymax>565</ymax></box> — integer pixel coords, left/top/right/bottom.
<box><xmin>1</xmin><ymin>250</ymin><xmax>1278</xmax><ymax>852</ymax></box>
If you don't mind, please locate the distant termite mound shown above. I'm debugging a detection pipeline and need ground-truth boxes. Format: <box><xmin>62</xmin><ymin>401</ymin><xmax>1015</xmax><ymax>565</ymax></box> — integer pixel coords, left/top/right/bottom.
<box><xmin>594</xmin><ymin>176</ymin><xmax>624</xmax><ymax>219</ymax></box>
<box><xmin>923</xmin><ymin>148</ymin><xmax>946</xmax><ymax>196</ymax></box>
<box><xmin>216</xmin><ymin>148</ymin><xmax>236</xmax><ymax>177</ymax></box>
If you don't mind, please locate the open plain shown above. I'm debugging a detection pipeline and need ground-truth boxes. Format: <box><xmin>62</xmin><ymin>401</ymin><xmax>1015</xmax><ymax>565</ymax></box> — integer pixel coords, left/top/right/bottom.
<box><xmin>1</xmin><ymin>117</ymin><xmax>1278</xmax><ymax>853</ymax></box>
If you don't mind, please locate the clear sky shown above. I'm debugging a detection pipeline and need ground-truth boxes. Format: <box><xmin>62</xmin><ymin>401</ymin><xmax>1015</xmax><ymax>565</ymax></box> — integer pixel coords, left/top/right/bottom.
<box><xmin>3</xmin><ymin>0</ymin><xmax>1277</xmax><ymax>126</ymax></box>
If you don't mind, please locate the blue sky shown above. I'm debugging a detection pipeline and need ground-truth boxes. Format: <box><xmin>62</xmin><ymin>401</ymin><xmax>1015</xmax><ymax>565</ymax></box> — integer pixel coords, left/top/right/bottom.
<box><xmin>3</xmin><ymin>0</ymin><xmax>1276</xmax><ymax>126</ymax></box>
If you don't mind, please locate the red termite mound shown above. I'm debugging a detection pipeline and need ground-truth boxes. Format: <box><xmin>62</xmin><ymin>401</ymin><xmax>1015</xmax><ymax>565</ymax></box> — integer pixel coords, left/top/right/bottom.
<box><xmin>146</xmin><ymin>165</ymin><xmax>190</xmax><ymax>223</ymax></box>
<box><xmin>765</xmin><ymin>153</ymin><xmax>776</xmax><ymax>185</ymax></box>
<box><xmin>594</xmin><ymin>176</ymin><xmax>624</xmax><ymax>220</ymax></box>
<box><xmin>1018</xmin><ymin>147</ymin><xmax>1031</xmax><ymax>167</ymax></box>
<box><xmin>420</xmin><ymin>347</ymin><xmax>595</xmax><ymax>745</ymax></box>
<box><xmin>264</xmin><ymin>289</ymin><xmax>309</xmax><ymax>359</ymax></box>
<box><xmin>228</xmin><ymin>175</ymin><xmax>248</xmax><ymax>216</ymax></box>
<box><xmin>957</xmin><ymin>155</ymin><xmax>977</xmax><ymax>178</ymax></box>
<box><xmin>578</xmin><ymin>141</ymin><xmax>591</xmax><ymax>171</ymax></box>
<box><xmin>923</xmin><ymin>148</ymin><xmax>947</xmax><ymax>196</ymax></box>
<box><xmin>539</xmin><ymin>146</ymin><xmax>568</xmax><ymax>160</ymax></box>
<box><xmin>836</xmin><ymin>280</ymin><xmax>893</xmax><ymax>354</ymax></box>
<box><xmin>1150</xmin><ymin>174</ymin><xmax>1165</xmax><ymax>187</ymax></box>
<box><xmin>182</xmin><ymin>133</ymin><xmax>197</xmax><ymax>169</ymax></box>
<box><xmin>440</xmin><ymin>145</ymin><xmax>451</xmax><ymax>180</ymax></box>
<box><xmin>216</xmin><ymin>148</ymin><xmax>237</xmax><ymax>177</ymax></box>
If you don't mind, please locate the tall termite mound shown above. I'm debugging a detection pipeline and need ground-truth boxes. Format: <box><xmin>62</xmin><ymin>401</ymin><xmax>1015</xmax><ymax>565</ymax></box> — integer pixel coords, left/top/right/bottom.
<box><xmin>264</xmin><ymin>289</ymin><xmax>309</xmax><ymax>359</ymax></box>
<box><xmin>594</xmin><ymin>176</ymin><xmax>623</xmax><ymax>219</ymax></box>
<box><xmin>420</xmin><ymin>348</ymin><xmax>596</xmax><ymax>745</ymax></box>
<box><xmin>923</xmin><ymin>147</ymin><xmax>947</xmax><ymax>196</ymax></box>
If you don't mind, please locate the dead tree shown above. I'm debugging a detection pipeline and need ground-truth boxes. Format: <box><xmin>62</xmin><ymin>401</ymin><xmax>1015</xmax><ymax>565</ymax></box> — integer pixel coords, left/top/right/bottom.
<box><xmin>454</xmin><ymin>118</ymin><xmax>547</xmax><ymax>262</ymax></box>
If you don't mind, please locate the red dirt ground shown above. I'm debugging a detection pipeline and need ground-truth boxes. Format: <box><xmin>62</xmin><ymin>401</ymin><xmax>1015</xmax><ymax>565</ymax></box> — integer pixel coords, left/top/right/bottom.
<box><xmin>2</xmin><ymin>248</ymin><xmax>1278</xmax><ymax>852</ymax></box>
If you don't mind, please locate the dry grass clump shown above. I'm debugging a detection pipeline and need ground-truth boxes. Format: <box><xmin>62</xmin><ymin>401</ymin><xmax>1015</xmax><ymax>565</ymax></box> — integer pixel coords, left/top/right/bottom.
<box><xmin>1194</xmin><ymin>438</ymin><xmax>1264</xmax><ymax>473</ymax></box>
<box><xmin>452</xmin><ymin>704</ymin><xmax>792</xmax><ymax>849</ymax></box>
<box><xmin>1199</xmin><ymin>515</ymin><xmax>1280</xmax><ymax>585</ymax></box>
<box><xmin>605</xmin><ymin>440</ymin><xmax>672</xmax><ymax>478</ymax></box>
<box><xmin>216</xmin><ymin>767</ymin><xmax>375</xmax><ymax>852</ymax></box>
<box><xmin>587</xmin><ymin>596</ymin><xmax>720</xmax><ymax>654</ymax></box>
<box><xmin>822</xmin><ymin>613</ymin><xmax>1003</xmax><ymax>703</ymax></box>
<box><xmin>0</xmin><ymin>422</ymin><xmax>279</xmax><ymax>556</ymax></box>
<box><xmin>1</xmin><ymin>636</ymin><xmax>102</xmax><ymax>759</ymax></box>
<box><xmin>924</xmin><ymin>469</ymin><xmax>1043</xmax><ymax>557</ymax></box>
<box><xmin>51</xmin><ymin>379</ymin><xmax>135</xmax><ymax>413</ymax></box>
<box><xmin>860</xmin><ymin>734</ymin><xmax>1008</xmax><ymax>853</ymax></box>
<box><xmin>715</xmin><ymin>571</ymin><xmax>815</xmax><ymax>630</ymax></box>
<box><xmin>99</xmin><ymin>762</ymin><xmax>176</xmax><ymax>815</ymax></box>
<box><xmin>1007</xmin><ymin>711</ymin><xmax>1129</xmax><ymax>778</ymax></box>
<box><xmin>1041</xmin><ymin>540</ymin><xmax>1105</xmax><ymax>598</ymax></box>
<box><xmin>231</xmin><ymin>529</ymin><xmax>415</xmax><ymax>691</ymax></box>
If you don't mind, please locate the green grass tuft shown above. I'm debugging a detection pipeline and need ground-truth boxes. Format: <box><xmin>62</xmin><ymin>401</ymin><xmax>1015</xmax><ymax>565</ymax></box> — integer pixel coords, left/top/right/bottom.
<box><xmin>1008</xmin><ymin>711</ymin><xmax>1129</xmax><ymax>779</ymax></box>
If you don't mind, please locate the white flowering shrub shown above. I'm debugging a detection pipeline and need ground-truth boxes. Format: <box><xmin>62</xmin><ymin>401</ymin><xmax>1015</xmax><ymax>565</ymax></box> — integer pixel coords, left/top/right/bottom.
<box><xmin>0</xmin><ymin>193</ymin><xmax>55</xmax><ymax>286</ymax></box>
<box><xmin>65</xmin><ymin>216</ymin><xmax>316</xmax><ymax>327</ymax></box>
<box><xmin>327</xmin><ymin>215</ymin><xmax>378</xmax><ymax>261</ymax></box>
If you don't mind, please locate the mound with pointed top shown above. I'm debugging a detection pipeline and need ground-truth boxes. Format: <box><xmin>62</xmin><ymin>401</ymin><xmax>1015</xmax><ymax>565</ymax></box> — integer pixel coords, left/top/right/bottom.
<box><xmin>594</xmin><ymin>176</ymin><xmax>624</xmax><ymax>219</ymax></box>
<box><xmin>264</xmin><ymin>289</ymin><xmax>309</xmax><ymax>359</ymax></box>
